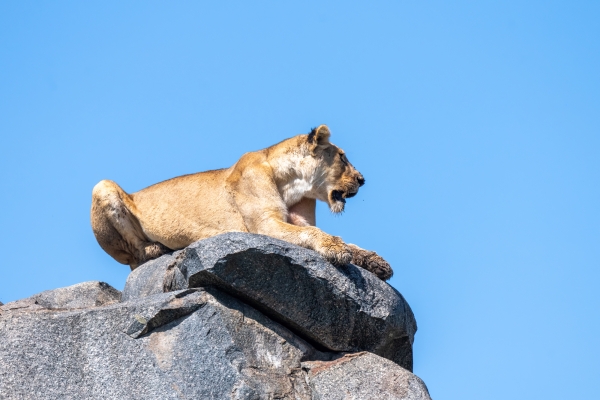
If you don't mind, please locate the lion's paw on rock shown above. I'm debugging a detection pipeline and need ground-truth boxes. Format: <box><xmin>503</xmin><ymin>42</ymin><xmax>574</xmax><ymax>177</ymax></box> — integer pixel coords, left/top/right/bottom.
<box><xmin>348</xmin><ymin>245</ymin><xmax>393</xmax><ymax>281</ymax></box>
<box><xmin>318</xmin><ymin>238</ymin><xmax>353</xmax><ymax>266</ymax></box>
<box><xmin>365</xmin><ymin>254</ymin><xmax>393</xmax><ymax>281</ymax></box>
<box><xmin>323</xmin><ymin>248</ymin><xmax>353</xmax><ymax>266</ymax></box>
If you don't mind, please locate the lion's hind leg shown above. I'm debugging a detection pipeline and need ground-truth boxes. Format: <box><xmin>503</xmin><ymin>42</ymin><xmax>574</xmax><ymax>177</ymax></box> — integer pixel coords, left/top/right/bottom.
<box><xmin>91</xmin><ymin>180</ymin><xmax>170</xmax><ymax>270</ymax></box>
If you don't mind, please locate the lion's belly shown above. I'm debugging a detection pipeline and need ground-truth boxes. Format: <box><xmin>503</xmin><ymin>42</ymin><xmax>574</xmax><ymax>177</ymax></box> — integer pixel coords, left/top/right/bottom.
<box><xmin>141</xmin><ymin>205</ymin><xmax>247</xmax><ymax>250</ymax></box>
<box><xmin>131</xmin><ymin>171</ymin><xmax>248</xmax><ymax>250</ymax></box>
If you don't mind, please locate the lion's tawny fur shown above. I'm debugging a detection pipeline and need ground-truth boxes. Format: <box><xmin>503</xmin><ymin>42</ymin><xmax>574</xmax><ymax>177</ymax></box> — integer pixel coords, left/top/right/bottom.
<box><xmin>90</xmin><ymin>125</ymin><xmax>392</xmax><ymax>280</ymax></box>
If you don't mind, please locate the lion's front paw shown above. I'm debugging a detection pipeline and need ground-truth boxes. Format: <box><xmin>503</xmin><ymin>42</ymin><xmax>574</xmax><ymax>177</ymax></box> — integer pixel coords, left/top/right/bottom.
<box><xmin>349</xmin><ymin>245</ymin><xmax>393</xmax><ymax>281</ymax></box>
<box><xmin>367</xmin><ymin>254</ymin><xmax>393</xmax><ymax>281</ymax></box>
<box><xmin>317</xmin><ymin>236</ymin><xmax>353</xmax><ymax>266</ymax></box>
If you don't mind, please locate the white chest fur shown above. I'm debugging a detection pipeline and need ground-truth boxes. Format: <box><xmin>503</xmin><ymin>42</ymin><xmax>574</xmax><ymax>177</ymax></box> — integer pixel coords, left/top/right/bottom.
<box><xmin>274</xmin><ymin>154</ymin><xmax>325</xmax><ymax>208</ymax></box>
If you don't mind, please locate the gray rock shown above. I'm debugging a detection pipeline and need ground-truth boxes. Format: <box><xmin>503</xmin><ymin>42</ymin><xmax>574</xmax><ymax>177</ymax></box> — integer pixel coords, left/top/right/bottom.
<box><xmin>0</xmin><ymin>281</ymin><xmax>120</xmax><ymax>314</ymax></box>
<box><xmin>0</xmin><ymin>287</ymin><xmax>322</xmax><ymax>399</ymax></box>
<box><xmin>303</xmin><ymin>352</ymin><xmax>432</xmax><ymax>400</ymax></box>
<box><xmin>121</xmin><ymin>252</ymin><xmax>187</xmax><ymax>299</ymax></box>
<box><xmin>123</xmin><ymin>232</ymin><xmax>417</xmax><ymax>370</ymax></box>
<box><xmin>1</xmin><ymin>240</ymin><xmax>430</xmax><ymax>399</ymax></box>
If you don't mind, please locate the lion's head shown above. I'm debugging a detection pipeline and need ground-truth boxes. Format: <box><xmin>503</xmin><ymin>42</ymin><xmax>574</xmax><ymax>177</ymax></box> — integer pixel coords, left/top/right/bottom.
<box><xmin>307</xmin><ymin>125</ymin><xmax>365</xmax><ymax>213</ymax></box>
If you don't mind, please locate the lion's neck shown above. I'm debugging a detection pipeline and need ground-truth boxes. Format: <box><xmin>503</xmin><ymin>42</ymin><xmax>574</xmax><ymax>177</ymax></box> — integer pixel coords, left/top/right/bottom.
<box><xmin>271</xmin><ymin>151</ymin><xmax>324</xmax><ymax>208</ymax></box>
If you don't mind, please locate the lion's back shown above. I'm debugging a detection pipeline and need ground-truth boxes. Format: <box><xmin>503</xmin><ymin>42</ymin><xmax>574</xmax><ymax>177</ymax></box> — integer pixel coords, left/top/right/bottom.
<box><xmin>131</xmin><ymin>168</ymin><xmax>247</xmax><ymax>249</ymax></box>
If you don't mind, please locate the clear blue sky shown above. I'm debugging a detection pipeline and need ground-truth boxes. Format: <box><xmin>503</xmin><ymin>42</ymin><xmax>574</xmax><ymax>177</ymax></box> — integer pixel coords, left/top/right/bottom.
<box><xmin>1</xmin><ymin>1</ymin><xmax>598</xmax><ymax>399</ymax></box>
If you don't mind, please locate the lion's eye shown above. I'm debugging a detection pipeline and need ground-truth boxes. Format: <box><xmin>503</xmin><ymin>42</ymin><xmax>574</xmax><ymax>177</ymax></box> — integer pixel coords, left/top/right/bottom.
<box><xmin>339</xmin><ymin>154</ymin><xmax>348</xmax><ymax>165</ymax></box>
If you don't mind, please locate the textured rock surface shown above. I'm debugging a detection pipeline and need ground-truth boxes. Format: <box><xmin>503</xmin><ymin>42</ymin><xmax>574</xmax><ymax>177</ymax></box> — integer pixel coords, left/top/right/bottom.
<box><xmin>303</xmin><ymin>352</ymin><xmax>431</xmax><ymax>400</ymax></box>
<box><xmin>0</xmin><ymin>287</ymin><xmax>323</xmax><ymax>399</ymax></box>
<box><xmin>0</xmin><ymin>281</ymin><xmax>120</xmax><ymax>314</ymax></box>
<box><xmin>1</xmin><ymin>235</ymin><xmax>430</xmax><ymax>399</ymax></box>
<box><xmin>123</xmin><ymin>232</ymin><xmax>417</xmax><ymax>370</ymax></box>
<box><xmin>121</xmin><ymin>252</ymin><xmax>186</xmax><ymax>300</ymax></box>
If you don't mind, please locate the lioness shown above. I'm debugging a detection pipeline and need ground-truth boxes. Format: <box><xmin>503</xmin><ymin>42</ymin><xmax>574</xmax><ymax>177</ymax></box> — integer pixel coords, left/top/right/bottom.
<box><xmin>91</xmin><ymin>125</ymin><xmax>392</xmax><ymax>280</ymax></box>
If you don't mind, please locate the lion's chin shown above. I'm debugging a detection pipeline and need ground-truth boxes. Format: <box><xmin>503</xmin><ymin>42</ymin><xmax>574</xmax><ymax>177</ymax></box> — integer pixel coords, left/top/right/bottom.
<box><xmin>330</xmin><ymin>201</ymin><xmax>345</xmax><ymax>214</ymax></box>
<box><xmin>329</xmin><ymin>190</ymin><xmax>346</xmax><ymax>214</ymax></box>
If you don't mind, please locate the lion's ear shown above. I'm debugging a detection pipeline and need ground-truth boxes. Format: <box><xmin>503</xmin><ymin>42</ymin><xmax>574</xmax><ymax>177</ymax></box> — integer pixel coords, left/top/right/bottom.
<box><xmin>308</xmin><ymin>125</ymin><xmax>331</xmax><ymax>153</ymax></box>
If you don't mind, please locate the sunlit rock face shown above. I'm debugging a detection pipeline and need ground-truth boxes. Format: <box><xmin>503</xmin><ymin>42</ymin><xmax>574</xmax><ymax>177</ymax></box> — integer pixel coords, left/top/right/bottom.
<box><xmin>0</xmin><ymin>233</ymin><xmax>430</xmax><ymax>400</ymax></box>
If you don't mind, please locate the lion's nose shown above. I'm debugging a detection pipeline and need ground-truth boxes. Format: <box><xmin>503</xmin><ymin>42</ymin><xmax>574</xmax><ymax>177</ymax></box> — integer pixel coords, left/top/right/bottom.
<box><xmin>357</xmin><ymin>175</ymin><xmax>365</xmax><ymax>187</ymax></box>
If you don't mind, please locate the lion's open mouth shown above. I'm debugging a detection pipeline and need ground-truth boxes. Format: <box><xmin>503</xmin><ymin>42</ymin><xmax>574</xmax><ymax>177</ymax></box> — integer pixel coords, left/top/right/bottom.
<box><xmin>331</xmin><ymin>190</ymin><xmax>346</xmax><ymax>204</ymax></box>
<box><xmin>329</xmin><ymin>189</ymin><xmax>356</xmax><ymax>214</ymax></box>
